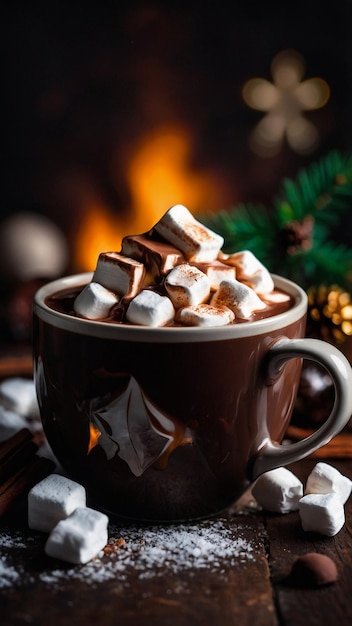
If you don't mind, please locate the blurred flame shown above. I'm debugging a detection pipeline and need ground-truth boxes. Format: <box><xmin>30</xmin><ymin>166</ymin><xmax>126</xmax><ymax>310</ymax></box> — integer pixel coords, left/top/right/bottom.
<box><xmin>75</xmin><ymin>124</ymin><xmax>230</xmax><ymax>271</ymax></box>
<box><xmin>125</xmin><ymin>125</ymin><xmax>216</xmax><ymax>232</ymax></box>
<box><xmin>75</xmin><ymin>202</ymin><xmax>123</xmax><ymax>271</ymax></box>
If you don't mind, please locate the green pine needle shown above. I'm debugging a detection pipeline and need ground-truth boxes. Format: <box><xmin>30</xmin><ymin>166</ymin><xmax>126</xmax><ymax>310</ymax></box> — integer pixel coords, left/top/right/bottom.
<box><xmin>203</xmin><ymin>204</ymin><xmax>276</xmax><ymax>266</ymax></box>
<box><xmin>274</xmin><ymin>150</ymin><xmax>352</xmax><ymax>223</ymax></box>
<box><xmin>201</xmin><ymin>150</ymin><xmax>352</xmax><ymax>290</ymax></box>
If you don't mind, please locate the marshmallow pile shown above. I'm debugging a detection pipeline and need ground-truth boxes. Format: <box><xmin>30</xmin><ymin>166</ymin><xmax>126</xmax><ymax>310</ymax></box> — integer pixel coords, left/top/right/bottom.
<box><xmin>28</xmin><ymin>474</ymin><xmax>108</xmax><ymax>564</ymax></box>
<box><xmin>251</xmin><ymin>462</ymin><xmax>352</xmax><ymax>536</ymax></box>
<box><xmin>73</xmin><ymin>204</ymin><xmax>286</xmax><ymax>327</ymax></box>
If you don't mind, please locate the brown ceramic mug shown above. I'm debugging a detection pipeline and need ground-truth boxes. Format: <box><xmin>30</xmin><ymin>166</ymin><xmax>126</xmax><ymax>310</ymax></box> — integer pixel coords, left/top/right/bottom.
<box><xmin>33</xmin><ymin>273</ymin><xmax>352</xmax><ymax>521</ymax></box>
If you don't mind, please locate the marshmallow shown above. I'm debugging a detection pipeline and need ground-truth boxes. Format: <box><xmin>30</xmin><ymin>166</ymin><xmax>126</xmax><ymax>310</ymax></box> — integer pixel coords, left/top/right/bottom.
<box><xmin>0</xmin><ymin>407</ymin><xmax>28</xmax><ymax>441</ymax></box>
<box><xmin>93</xmin><ymin>252</ymin><xmax>145</xmax><ymax>298</ymax></box>
<box><xmin>126</xmin><ymin>289</ymin><xmax>175</xmax><ymax>327</ymax></box>
<box><xmin>243</xmin><ymin>269</ymin><xmax>275</xmax><ymax>295</ymax></box>
<box><xmin>261</xmin><ymin>291</ymin><xmax>291</xmax><ymax>305</ymax></box>
<box><xmin>218</xmin><ymin>249</ymin><xmax>264</xmax><ymax>276</ymax></box>
<box><xmin>175</xmin><ymin>303</ymin><xmax>235</xmax><ymax>327</ymax></box>
<box><xmin>28</xmin><ymin>474</ymin><xmax>87</xmax><ymax>533</ymax></box>
<box><xmin>153</xmin><ymin>204</ymin><xmax>224</xmax><ymax>262</ymax></box>
<box><xmin>45</xmin><ymin>507</ymin><xmax>108</xmax><ymax>564</ymax></box>
<box><xmin>211</xmin><ymin>279</ymin><xmax>266</xmax><ymax>319</ymax></box>
<box><xmin>190</xmin><ymin>260</ymin><xmax>236</xmax><ymax>290</ymax></box>
<box><xmin>73</xmin><ymin>282</ymin><xmax>119</xmax><ymax>320</ymax></box>
<box><xmin>305</xmin><ymin>462</ymin><xmax>352</xmax><ymax>505</ymax></box>
<box><xmin>121</xmin><ymin>234</ymin><xmax>184</xmax><ymax>277</ymax></box>
<box><xmin>298</xmin><ymin>493</ymin><xmax>345</xmax><ymax>536</ymax></box>
<box><xmin>251</xmin><ymin>467</ymin><xmax>303</xmax><ymax>513</ymax></box>
<box><xmin>0</xmin><ymin>377</ymin><xmax>39</xmax><ymax>418</ymax></box>
<box><xmin>218</xmin><ymin>250</ymin><xmax>274</xmax><ymax>294</ymax></box>
<box><xmin>165</xmin><ymin>264</ymin><xmax>211</xmax><ymax>308</ymax></box>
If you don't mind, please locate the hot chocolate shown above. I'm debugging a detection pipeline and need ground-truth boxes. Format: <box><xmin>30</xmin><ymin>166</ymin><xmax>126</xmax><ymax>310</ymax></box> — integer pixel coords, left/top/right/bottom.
<box><xmin>32</xmin><ymin>205</ymin><xmax>352</xmax><ymax>522</ymax></box>
<box><xmin>34</xmin><ymin>298</ymin><xmax>305</xmax><ymax>520</ymax></box>
<box><xmin>45</xmin><ymin>282</ymin><xmax>294</xmax><ymax>326</ymax></box>
<box><xmin>56</xmin><ymin>204</ymin><xmax>293</xmax><ymax>328</ymax></box>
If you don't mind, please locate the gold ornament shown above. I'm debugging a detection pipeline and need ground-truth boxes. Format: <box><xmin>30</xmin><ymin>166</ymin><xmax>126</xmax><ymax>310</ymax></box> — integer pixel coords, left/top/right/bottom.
<box><xmin>307</xmin><ymin>285</ymin><xmax>352</xmax><ymax>346</ymax></box>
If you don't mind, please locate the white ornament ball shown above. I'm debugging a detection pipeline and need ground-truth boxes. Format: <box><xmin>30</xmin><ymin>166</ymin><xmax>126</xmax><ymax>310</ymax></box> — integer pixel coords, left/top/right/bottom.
<box><xmin>0</xmin><ymin>212</ymin><xmax>69</xmax><ymax>280</ymax></box>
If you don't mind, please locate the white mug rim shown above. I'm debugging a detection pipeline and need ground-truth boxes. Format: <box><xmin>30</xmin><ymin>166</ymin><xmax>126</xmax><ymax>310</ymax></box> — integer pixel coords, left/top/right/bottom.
<box><xmin>33</xmin><ymin>272</ymin><xmax>307</xmax><ymax>343</ymax></box>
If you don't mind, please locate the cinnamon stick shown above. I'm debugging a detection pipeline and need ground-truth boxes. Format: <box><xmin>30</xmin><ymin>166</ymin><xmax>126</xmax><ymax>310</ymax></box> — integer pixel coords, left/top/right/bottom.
<box><xmin>0</xmin><ymin>454</ymin><xmax>55</xmax><ymax>516</ymax></box>
<box><xmin>286</xmin><ymin>426</ymin><xmax>352</xmax><ymax>458</ymax></box>
<box><xmin>0</xmin><ymin>428</ymin><xmax>38</xmax><ymax>482</ymax></box>
<box><xmin>0</xmin><ymin>428</ymin><xmax>55</xmax><ymax>517</ymax></box>
<box><xmin>0</xmin><ymin>428</ymin><xmax>33</xmax><ymax>461</ymax></box>
<box><xmin>0</xmin><ymin>354</ymin><xmax>33</xmax><ymax>379</ymax></box>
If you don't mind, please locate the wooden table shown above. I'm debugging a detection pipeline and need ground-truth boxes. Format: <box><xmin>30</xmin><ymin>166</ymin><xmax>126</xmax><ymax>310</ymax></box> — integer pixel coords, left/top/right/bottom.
<box><xmin>1</xmin><ymin>353</ymin><xmax>352</xmax><ymax>625</ymax></box>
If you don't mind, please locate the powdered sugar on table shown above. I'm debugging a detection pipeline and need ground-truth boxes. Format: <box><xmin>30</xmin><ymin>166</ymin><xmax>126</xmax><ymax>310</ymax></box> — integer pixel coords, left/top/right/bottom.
<box><xmin>0</xmin><ymin>519</ymin><xmax>256</xmax><ymax>588</ymax></box>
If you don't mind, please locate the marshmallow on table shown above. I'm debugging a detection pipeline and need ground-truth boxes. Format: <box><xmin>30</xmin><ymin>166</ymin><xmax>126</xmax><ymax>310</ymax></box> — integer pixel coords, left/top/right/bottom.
<box><xmin>165</xmin><ymin>264</ymin><xmax>211</xmax><ymax>308</ymax></box>
<box><xmin>218</xmin><ymin>250</ymin><xmax>274</xmax><ymax>294</ymax></box>
<box><xmin>28</xmin><ymin>474</ymin><xmax>86</xmax><ymax>533</ymax></box>
<box><xmin>190</xmin><ymin>260</ymin><xmax>236</xmax><ymax>291</ymax></box>
<box><xmin>0</xmin><ymin>407</ymin><xmax>28</xmax><ymax>442</ymax></box>
<box><xmin>211</xmin><ymin>279</ymin><xmax>266</xmax><ymax>319</ymax></box>
<box><xmin>121</xmin><ymin>234</ymin><xmax>184</xmax><ymax>278</ymax></box>
<box><xmin>73</xmin><ymin>282</ymin><xmax>119</xmax><ymax>320</ymax></box>
<box><xmin>298</xmin><ymin>493</ymin><xmax>345</xmax><ymax>536</ymax></box>
<box><xmin>251</xmin><ymin>467</ymin><xmax>303</xmax><ymax>513</ymax></box>
<box><xmin>153</xmin><ymin>204</ymin><xmax>224</xmax><ymax>262</ymax></box>
<box><xmin>305</xmin><ymin>462</ymin><xmax>352</xmax><ymax>505</ymax></box>
<box><xmin>0</xmin><ymin>377</ymin><xmax>39</xmax><ymax>418</ymax></box>
<box><xmin>45</xmin><ymin>507</ymin><xmax>109</xmax><ymax>564</ymax></box>
<box><xmin>176</xmin><ymin>303</ymin><xmax>235</xmax><ymax>327</ymax></box>
<box><xmin>93</xmin><ymin>252</ymin><xmax>145</xmax><ymax>298</ymax></box>
<box><xmin>126</xmin><ymin>289</ymin><xmax>175</xmax><ymax>327</ymax></box>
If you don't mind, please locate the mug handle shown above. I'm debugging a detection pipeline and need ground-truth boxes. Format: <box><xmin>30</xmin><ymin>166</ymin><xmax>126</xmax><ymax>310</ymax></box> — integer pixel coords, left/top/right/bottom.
<box><xmin>251</xmin><ymin>337</ymin><xmax>352</xmax><ymax>480</ymax></box>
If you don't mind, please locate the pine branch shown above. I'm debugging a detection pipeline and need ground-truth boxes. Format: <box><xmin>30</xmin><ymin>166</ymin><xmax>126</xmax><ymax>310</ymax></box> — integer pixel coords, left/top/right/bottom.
<box><xmin>202</xmin><ymin>204</ymin><xmax>276</xmax><ymax>261</ymax></box>
<box><xmin>200</xmin><ymin>150</ymin><xmax>352</xmax><ymax>291</ymax></box>
<box><xmin>274</xmin><ymin>150</ymin><xmax>352</xmax><ymax>224</ymax></box>
<box><xmin>305</xmin><ymin>242</ymin><xmax>352</xmax><ymax>287</ymax></box>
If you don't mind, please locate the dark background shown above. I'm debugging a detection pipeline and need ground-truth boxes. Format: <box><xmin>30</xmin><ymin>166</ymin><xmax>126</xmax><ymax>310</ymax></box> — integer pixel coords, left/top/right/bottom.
<box><xmin>3</xmin><ymin>1</ymin><xmax>352</xmax><ymax>217</ymax></box>
<box><xmin>1</xmin><ymin>0</ymin><xmax>352</xmax><ymax>342</ymax></box>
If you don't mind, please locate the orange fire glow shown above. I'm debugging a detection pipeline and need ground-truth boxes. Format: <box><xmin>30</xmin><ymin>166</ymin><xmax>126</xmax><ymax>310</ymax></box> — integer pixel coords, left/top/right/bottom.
<box><xmin>74</xmin><ymin>202</ymin><xmax>123</xmax><ymax>272</ymax></box>
<box><xmin>88</xmin><ymin>423</ymin><xmax>101</xmax><ymax>454</ymax></box>
<box><xmin>124</xmin><ymin>125</ymin><xmax>224</xmax><ymax>232</ymax></box>
<box><xmin>74</xmin><ymin>124</ymin><xmax>231</xmax><ymax>271</ymax></box>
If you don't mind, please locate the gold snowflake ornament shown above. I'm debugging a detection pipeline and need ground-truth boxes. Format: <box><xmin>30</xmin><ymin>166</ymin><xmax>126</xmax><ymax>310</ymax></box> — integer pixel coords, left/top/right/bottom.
<box><xmin>243</xmin><ymin>49</ymin><xmax>330</xmax><ymax>156</ymax></box>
